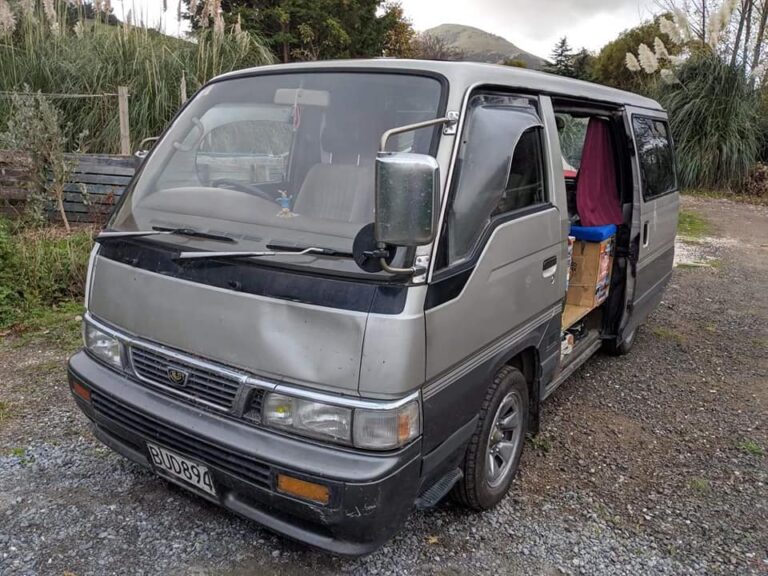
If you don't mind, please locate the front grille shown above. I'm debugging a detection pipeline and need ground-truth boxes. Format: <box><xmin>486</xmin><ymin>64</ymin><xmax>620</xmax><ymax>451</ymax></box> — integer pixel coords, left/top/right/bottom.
<box><xmin>92</xmin><ymin>391</ymin><xmax>272</xmax><ymax>490</ymax></box>
<box><xmin>243</xmin><ymin>389</ymin><xmax>266</xmax><ymax>423</ymax></box>
<box><xmin>130</xmin><ymin>345</ymin><xmax>241</xmax><ymax>410</ymax></box>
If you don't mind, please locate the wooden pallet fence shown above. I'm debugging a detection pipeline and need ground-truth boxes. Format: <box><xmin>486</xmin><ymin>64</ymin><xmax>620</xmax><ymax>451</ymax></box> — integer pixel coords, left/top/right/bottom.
<box><xmin>0</xmin><ymin>150</ymin><xmax>137</xmax><ymax>224</ymax></box>
<box><xmin>0</xmin><ymin>150</ymin><xmax>33</xmax><ymax>219</ymax></box>
<box><xmin>58</xmin><ymin>154</ymin><xmax>137</xmax><ymax>223</ymax></box>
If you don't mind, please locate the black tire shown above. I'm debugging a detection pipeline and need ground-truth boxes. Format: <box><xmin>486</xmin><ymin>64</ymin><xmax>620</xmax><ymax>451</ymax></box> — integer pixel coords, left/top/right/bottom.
<box><xmin>452</xmin><ymin>365</ymin><xmax>529</xmax><ymax>510</ymax></box>
<box><xmin>604</xmin><ymin>325</ymin><xmax>639</xmax><ymax>356</ymax></box>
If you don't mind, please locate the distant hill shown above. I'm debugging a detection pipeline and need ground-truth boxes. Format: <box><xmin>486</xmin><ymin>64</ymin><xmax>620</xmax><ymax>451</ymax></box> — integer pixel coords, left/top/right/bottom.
<box><xmin>423</xmin><ymin>23</ymin><xmax>547</xmax><ymax>69</ymax></box>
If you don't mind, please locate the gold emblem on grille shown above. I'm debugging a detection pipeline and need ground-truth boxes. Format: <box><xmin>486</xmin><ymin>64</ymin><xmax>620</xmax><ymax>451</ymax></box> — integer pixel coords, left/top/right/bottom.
<box><xmin>166</xmin><ymin>367</ymin><xmax>189</xmax><ymax>386</ymax></box>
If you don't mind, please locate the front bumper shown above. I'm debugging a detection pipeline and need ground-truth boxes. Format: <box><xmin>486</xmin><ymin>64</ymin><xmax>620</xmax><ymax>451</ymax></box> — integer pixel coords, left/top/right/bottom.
<box><xmin>68</xmin><ymin>351</ymin><xmax>422</xmax><ymax>556</ymax></box>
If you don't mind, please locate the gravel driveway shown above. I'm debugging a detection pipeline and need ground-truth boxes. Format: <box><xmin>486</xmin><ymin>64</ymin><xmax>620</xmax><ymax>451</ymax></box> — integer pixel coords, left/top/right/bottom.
<box><xmin>1</xmin><ymin>196</ymin><xmax>766</xmax><ymax>576</ymax></box>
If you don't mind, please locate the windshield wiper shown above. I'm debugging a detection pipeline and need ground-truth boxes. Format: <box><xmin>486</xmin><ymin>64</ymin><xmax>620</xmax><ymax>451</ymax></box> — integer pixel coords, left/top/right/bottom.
<box><xmin>175</xmin><ymin>245</ymin><xmax>353</xmax><ymax>261</ymax></box>
<box><xmin>266</xmin><ymin>243</ymin><xmax>354</xmax><ymax>257</ymax></box>
<box><xmin>95</xmin><ymin>227</ymin><xmax>236</xmax><ymax>244</ymax></box>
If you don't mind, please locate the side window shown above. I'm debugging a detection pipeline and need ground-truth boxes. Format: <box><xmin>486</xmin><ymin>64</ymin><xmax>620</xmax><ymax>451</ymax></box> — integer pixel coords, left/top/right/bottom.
<box><xmin>555</xmin><ymin>113</ymin><xmax>589</xmax><ymax>170</ymax></box>
<box><xmin>632</xmin><ymin>116</ymin><xmax>676</xmax><ymax>200</ymax></box>
<box><xmin>493</xmin><ymin>127</ymin><xmax>546</xmax><ymax>216</ymax></box>
<box><xmin>443</xmin><ymin>96</ymin><xmax>548</xmax><ymax>266</ymax></box>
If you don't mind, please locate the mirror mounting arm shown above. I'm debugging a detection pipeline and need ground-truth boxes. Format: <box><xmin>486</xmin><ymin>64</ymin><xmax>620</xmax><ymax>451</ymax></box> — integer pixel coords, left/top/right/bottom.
<box><xmin>379</xmin><ymin>116</ymin><xmax>454</xmax><ymax>151</ymax></box>
<box><xmin>379</xmin><ymin>258</ymin><xmax>426</xmax><ymax>276</ymax></box>
<box><xmin>377</xmin><ymin>243</ymin><xmax>426</xmax><ymax>276</ymax></box>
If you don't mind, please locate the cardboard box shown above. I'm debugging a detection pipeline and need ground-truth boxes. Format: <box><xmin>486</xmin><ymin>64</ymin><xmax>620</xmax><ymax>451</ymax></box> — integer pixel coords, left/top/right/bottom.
<box><xmin>566</xmin><ymin>237</ymin><xmax>614</xmax><ymax>308</ymax></box>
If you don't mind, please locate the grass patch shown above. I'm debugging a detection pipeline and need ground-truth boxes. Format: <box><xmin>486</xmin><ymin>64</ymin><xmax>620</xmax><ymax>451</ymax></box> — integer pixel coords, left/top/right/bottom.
<box><xmin>677</xmin><ymin>210</ymin><xmax>710</xmax><ymax>239</ymax></box>
<box><xmin>0</xmin><ymin>400</ymin><xmax>9</xmax><ymax>423</ymax></box>
<box><xmin>1</xmin><ymin>220</ymin><xmax>88</xmax><ymax>348</ymax></box>
<box><xmin>8</xmin><ymin>446</ymin><xmax>34</xmax><ymax>465</ymax></box>
<box><xmin>651</xmin><ymin>326</ymin><xmax>685</xmax><ymax>344</ymax></box>
<box><xmin>683</xmin><ymin>189</ymin><xmax>768</xmax><ymax>206</ymax></box>
<box><xmin>528</xmin><ymin>434</ymin><xmax>552</xmax><ymax>454</ymax></box>
<box><xmin>8</xmin><ymin>300</ymin><xmax>84</xmax><ymax>350</ymax></box>
<box><xmin>688</xmin><ymin>477</ymin><xmax>711</xmax><ymax>493</ymax></box>
<box><xmin>676</xmin><ymin>259</ymin><xmax>722</xmax><ymax>271</ymax></box>
<box><xmin>738</xmin><ymin>439</ymin><xmax>764</xmax><ymax>457</ymax></box>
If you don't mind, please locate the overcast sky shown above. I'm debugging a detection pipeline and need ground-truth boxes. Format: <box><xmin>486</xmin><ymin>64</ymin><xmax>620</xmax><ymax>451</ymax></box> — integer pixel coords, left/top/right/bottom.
<box><xmin>113</xmin><ymin>0</ymin><xmax>658</xmax><ymax>58</ymax></box>
<box><xmin>400</xmin><ymin>0</ymin><xmax>658</xmax><ymax>57</ymax></box>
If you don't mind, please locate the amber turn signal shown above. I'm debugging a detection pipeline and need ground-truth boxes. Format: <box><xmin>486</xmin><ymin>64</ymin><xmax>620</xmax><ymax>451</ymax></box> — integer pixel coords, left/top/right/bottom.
<box><xmin>72</xmin><ymin>380</ymin><xmax>92</xmax><ymax>402</ymax></box>
<box><xmin>277</xmin><ymin>474</ymin><xmax>330</xmax><ymax>505</ymax></box>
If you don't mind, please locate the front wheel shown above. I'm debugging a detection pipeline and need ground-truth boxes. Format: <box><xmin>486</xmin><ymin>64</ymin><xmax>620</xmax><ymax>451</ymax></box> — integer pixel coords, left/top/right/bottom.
<box><xmin>452</xmin><ymin>365</ymin><xmax>528</xmax><ymax>510</ymax></box>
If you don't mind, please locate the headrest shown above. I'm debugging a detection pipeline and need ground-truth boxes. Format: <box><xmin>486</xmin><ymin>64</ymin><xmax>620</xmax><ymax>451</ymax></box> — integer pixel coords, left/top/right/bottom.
<box><xmin>321</xmin><ymin>111</ymin><xmax>376</xmax><ymax>162</ymax></box>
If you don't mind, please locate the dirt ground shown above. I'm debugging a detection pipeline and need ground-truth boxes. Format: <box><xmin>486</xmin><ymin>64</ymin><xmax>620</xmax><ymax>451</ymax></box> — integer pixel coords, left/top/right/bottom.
<box><xmin>0</xmin><ymin>195</ymin><xmax>766</xmax><ymax>575</ymax></box>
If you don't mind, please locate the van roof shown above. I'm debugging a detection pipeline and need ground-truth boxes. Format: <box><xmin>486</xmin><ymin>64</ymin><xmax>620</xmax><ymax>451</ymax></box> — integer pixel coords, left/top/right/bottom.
<box><xmin>216</xmin><ymin>58</ymin><xmax>663</xmax><ymax>112</ymax></box>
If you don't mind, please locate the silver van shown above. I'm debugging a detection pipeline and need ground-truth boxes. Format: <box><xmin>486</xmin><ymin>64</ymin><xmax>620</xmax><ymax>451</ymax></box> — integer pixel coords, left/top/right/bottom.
<box><xmin>68</xmin><ymin>60</ymin><xmax>678</xmax><ymax>555</ymax></box>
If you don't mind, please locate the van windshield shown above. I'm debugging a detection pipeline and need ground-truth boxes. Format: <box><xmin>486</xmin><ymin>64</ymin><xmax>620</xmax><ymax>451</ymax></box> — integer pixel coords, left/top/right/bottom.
<box><xmin>111</xmin><ymin>72</ymin><xmax>443</xmax><ymax>272</ymax></box>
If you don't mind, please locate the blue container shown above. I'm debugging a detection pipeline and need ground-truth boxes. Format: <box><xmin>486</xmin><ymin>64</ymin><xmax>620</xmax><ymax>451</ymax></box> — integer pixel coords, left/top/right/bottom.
<box><xmin>570</xmin><ymin>224</ymin><xmax>617</xmax><ymax>242</ymax></box>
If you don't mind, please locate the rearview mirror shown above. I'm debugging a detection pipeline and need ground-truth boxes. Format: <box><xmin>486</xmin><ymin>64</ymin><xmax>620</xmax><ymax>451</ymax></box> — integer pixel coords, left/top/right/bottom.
<box><xmin>375</xmin><ymin>152</ymin><xmax>439</xmax><ymax>247</ymax></box>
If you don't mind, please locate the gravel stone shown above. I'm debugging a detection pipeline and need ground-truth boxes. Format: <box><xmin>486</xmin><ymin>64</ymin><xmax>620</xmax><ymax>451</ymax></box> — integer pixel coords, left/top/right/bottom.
<box><xmin>0</xmin><ymin>197</ymin><xmax>766</xmax><ymax>575</ymax></box>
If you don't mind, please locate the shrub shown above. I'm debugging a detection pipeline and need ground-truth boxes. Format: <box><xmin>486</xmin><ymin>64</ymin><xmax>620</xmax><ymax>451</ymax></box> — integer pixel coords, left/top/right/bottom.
<box><xmin>758</xmin><ymin>88</ymin><xmax>768</xmax><ymax>163</ymax></box>
<box><xmin>659</xmin><ymin>53</ymin><xmax>759</xmax><ymax>191</ymax></box>
<box><xmin>0</xmin><ymin>219</ymin><xmax>93</xmax><ymax>329</ymax></box>
<box><xmin>745</xmin><ymin>163</ymin><xmax>768</xmax><ymax>201</ymax></box>
<box><xmin>0</xmin><ymin>90</ymin><xmax>84</xmax><ymax>230</ymax></box>
<box><xmin>0</xmin><ymin>219</ymin><xmax>21</xmax><ymax>327</ymax></box>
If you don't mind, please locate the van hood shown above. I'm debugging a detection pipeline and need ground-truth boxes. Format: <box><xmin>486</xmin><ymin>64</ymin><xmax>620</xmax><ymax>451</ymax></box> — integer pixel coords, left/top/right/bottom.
<box><xmin>87</xmin><ymin>255</ymin><xmax>367</xmax><ymax>395</ymax></box>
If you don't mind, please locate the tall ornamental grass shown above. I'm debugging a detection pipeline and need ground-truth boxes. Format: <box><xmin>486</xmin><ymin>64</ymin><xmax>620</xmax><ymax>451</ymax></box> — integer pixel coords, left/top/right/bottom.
<box><xmin>0</xmin><ymin>2</ymin><xmax>274</xmax><ymax>154</ymax></box>
<box><xmin>659</xmin><ymin>54</ymin><xmax>759</xmax><ymax>191</ymax></box>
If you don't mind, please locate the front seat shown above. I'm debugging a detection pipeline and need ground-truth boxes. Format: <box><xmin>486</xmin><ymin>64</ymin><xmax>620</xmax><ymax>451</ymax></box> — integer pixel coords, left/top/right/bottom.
<box><xmin>292</xmin><ymin>115</ymin><xmax>376</xmax><ymax>223</ymax></box>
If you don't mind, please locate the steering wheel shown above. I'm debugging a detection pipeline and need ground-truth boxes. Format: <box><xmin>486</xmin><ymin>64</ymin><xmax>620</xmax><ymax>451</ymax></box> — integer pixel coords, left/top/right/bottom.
<box><xmin>211</xmin><ymin>179</ymin><xmax>278</xmax><ymax>203</ymax></box>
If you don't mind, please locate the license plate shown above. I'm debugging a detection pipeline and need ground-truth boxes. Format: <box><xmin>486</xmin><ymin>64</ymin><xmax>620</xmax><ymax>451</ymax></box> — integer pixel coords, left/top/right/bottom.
<box><xmin>147</xmin><ymin>443</ymin><xmax>217</xmax><ymax>497</ymax></box>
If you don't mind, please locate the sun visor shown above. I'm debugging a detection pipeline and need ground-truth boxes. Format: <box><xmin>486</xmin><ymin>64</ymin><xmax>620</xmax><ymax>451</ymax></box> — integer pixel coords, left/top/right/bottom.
<box><xmin>200</xmin><ymin>104</ymin><xmax>292</xmax><ymax>131</ymax></box>
<box><xmin>274</xmin><ymin>88</ymin><xmax>330</xmax><ymax>107</ymax></box>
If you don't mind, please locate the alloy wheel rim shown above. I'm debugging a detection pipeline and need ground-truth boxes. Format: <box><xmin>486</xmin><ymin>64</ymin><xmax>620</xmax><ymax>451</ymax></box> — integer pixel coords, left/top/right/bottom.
<box><xmin>485</xmin><ymin>390</ymin><xmax>524</xmax><ymax>488</ymax></box>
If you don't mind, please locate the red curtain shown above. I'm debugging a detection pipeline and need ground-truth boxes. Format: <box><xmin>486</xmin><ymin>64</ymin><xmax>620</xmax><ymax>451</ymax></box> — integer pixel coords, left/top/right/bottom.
<box><xmin>576</xmin><ymin>118</ymin><xmax>623</xmax><ymax>227</ymax></box>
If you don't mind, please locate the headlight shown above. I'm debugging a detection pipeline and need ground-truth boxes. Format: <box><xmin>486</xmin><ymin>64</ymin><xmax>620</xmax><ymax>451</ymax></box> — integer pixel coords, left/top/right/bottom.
<box><xmin>84</xmin><ymin>322</ymin><xmax>122</xmax><ymax>369</ymax></box>
<box><xmin>262</xmin><ymin>392</ymin><xmax>420</xmax><ymax>450</ymax></box>
<box><xmin>264</xmin><ymin>393</ymin><xmax>352</xmax><ymax>443</ymax></box>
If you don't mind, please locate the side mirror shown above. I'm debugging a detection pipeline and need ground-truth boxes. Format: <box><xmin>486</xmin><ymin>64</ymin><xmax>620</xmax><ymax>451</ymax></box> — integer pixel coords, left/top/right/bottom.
<box><xmin>375</xmin><ymin>152</ymin><xmax>439</xmax><ymax>247</ymax></box>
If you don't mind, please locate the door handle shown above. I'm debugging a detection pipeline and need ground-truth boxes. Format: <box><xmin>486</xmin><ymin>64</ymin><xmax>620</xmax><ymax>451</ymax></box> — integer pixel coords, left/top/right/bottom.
<box><xmin>542</xmin><ymin>256</ymin><xmax>558</xmax><ymax>280</ymax></box>
<box><xmin>642</xmin><ymin>220</ymin><xmax>650</xmax><ymax>247</ymax></box>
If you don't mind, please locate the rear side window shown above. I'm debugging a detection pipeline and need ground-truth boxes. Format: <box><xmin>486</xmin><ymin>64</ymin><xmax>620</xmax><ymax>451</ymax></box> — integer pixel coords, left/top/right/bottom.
<box><xmin>632</xmin><ymin>116</ymin><xmax>676</xmax><ymax>200</ymax></box>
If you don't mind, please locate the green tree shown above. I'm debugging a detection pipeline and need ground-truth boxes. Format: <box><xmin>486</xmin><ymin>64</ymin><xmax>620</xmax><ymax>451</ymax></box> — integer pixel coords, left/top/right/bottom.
<box><xmin>592</xmin><ymin>16</ymin><xmax>681</xmax><ymax>92</ymax></box>
<box><xmin>185</xmin><ymin>0</ymin><xmax>410</xmax><ymax>62</ymax></box>
<box><xmin>379</xmin><ymin>2</ymin><xmax>416</xmax><ymax>58</ymax></box>
<box><xmin>571</xmin><ymin>48</ymin><xmax>595</xmax><ymax>81</ymax></box>
<box><xmin>545</xmin><ymin>37</ymin><xmax>575</xmax><ymax>77</ymax></box>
